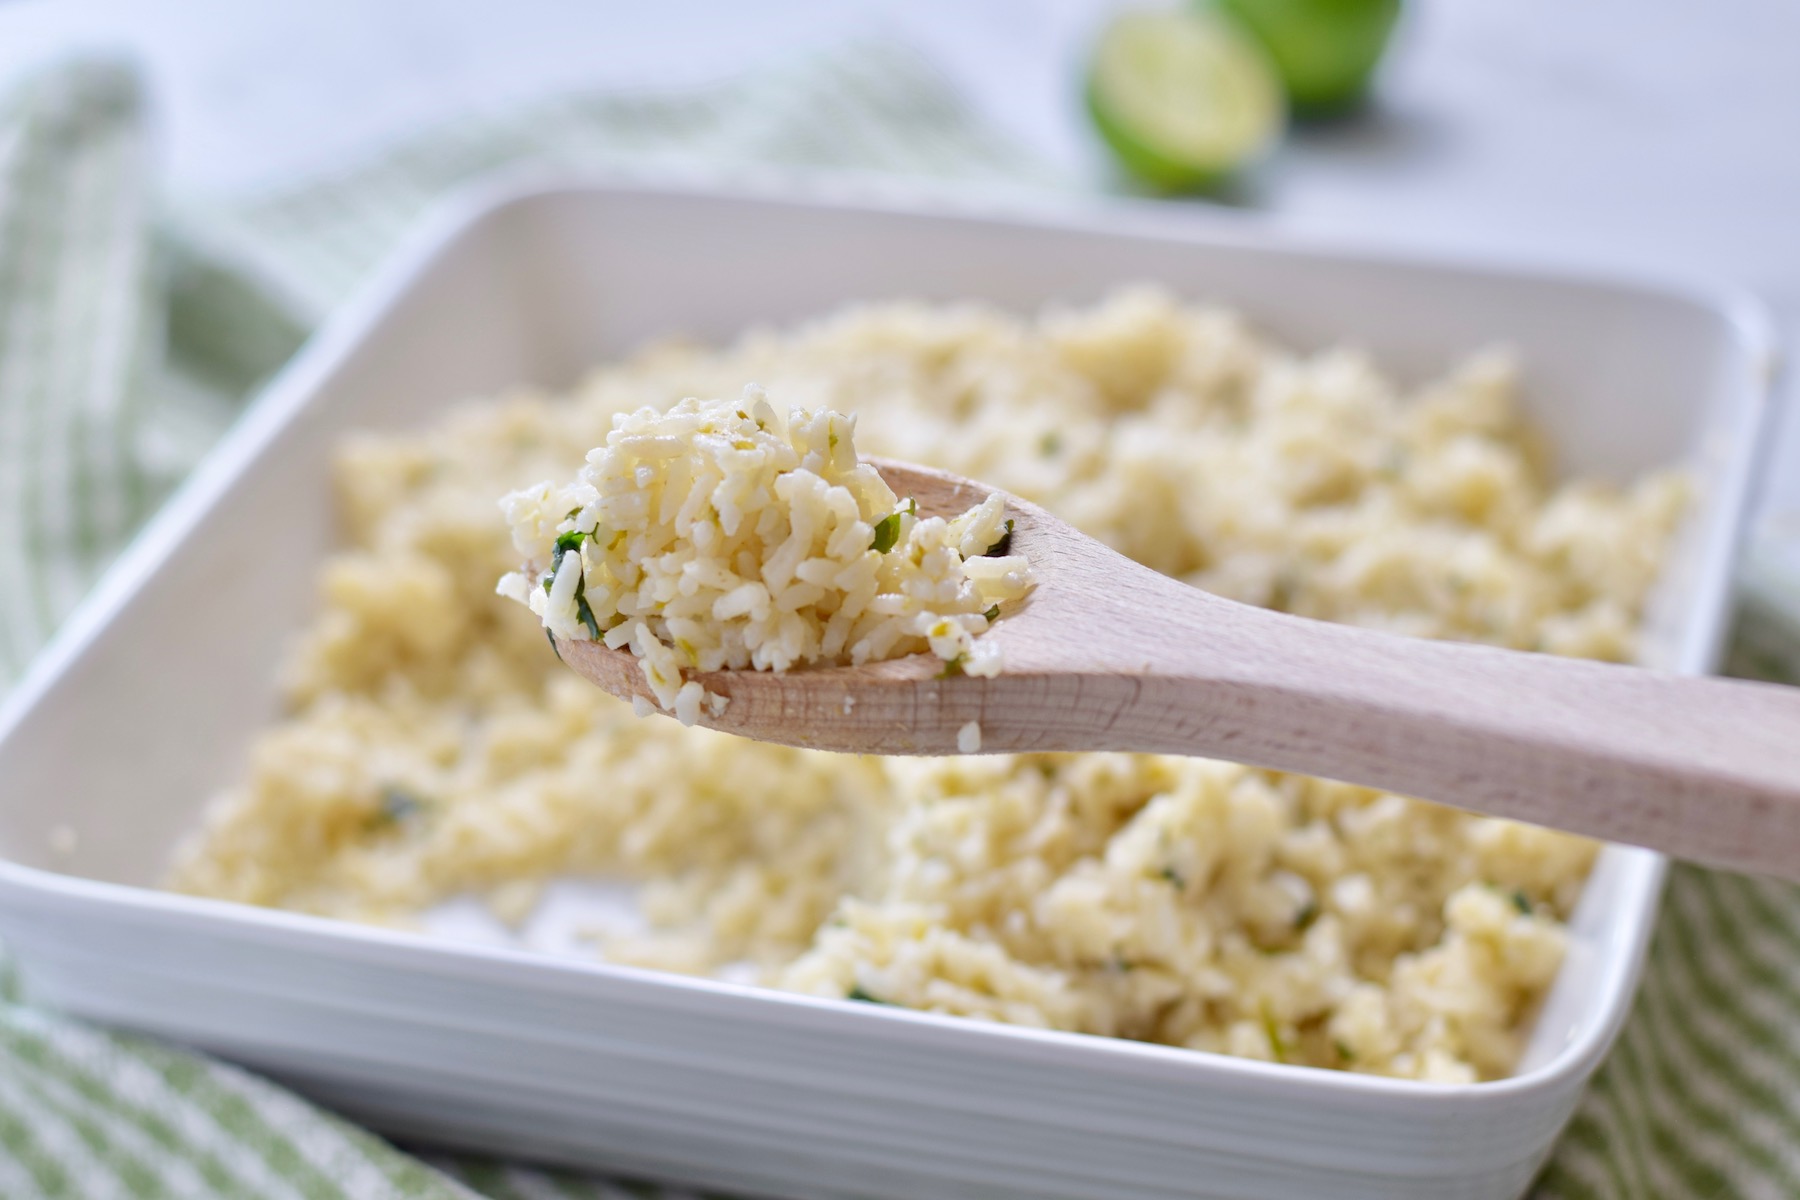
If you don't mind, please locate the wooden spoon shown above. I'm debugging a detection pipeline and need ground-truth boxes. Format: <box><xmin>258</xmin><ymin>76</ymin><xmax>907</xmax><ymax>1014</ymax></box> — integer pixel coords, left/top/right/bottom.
<box><xmin>558</xmin><ymin>459</ymin><xmax>1800</xmax><ymax>880</ymax></box>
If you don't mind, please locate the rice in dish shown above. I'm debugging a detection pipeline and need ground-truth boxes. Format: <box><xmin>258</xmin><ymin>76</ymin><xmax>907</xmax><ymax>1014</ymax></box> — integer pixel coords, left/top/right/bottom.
<box><xmin>166</xmin><ymin>287</ymin><xmax>1686</xmax><ymax>1083</ymax></box>
<box><xmin>495</xmin><ymin>391</ymin><xmax>1032</xmax><ymax>723</ymax></box>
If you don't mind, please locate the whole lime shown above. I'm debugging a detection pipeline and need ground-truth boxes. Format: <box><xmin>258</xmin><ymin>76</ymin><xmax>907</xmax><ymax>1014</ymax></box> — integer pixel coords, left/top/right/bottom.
<box><xmin>1213</xmin><ymin>0</ymin><xmax>1401</xmax><ymax>115</ymax></box>
<box><xmin>1085</xmin><ymin>7</ymin><xmax>1285</xmax><ymax>193</ymax></box>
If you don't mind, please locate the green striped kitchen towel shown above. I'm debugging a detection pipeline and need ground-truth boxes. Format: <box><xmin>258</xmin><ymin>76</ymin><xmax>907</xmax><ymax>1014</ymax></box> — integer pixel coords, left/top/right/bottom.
<box><xmin>1</xmin><ymin>47</ymin><xmax>1798</xmax><ymax>1200</ymax></box>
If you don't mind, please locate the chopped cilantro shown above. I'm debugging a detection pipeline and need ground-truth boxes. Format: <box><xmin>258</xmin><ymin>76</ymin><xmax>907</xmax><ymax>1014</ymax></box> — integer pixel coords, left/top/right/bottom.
<box><xmin>1159</xmin><ymin>866</ymin><xmax>1186</xmax><ymax>889</ymax></box>
<box><xmin>982</xmin><ymin>604</ymin><xmax>1000</xmax><ymax>622</ymax></box>
<box><xmin>574</xmin><ymin>594</ymin><xmax>602</xmax><ymax>640</ymax></box>
<box><xmin>938</xmin><ymin>654</ymin><xmax>967</xmax><ymax>678</ymax></box>
<box><xmin>370</xmin><ymin>785</ymin><xmax>426</xmax><ymax>830</ymax></box>
<box><xmin>1110</xmin><ymin>955</ymin><xmax>1137</xmax><ymax>973</ymax></box>
<box><xmin>544</xmin><ymin>533</ymin><xmax>605</xmax><ymax>640</ymax></box>
<box><xmin>984</xmin><ymin>519</ymin><xmax>1015</xmax><ymax>557</ymax></box>
<box><xmin>550</xmin><ymin>533</ymin><xmax>585</xmax><ymax>573</ymax></box>
<box><xmin>1040</xmin><ymin>431</ymin><xmax>1063</xmax><ymax>457</ymax></box>
<box><xmin>1260</xmin><ymin>1002</ymin><xmax>1289</xmax><ymax>1064</ymax></box>
<box><xmin>1334</xmin><ymin>1040</ymin><xmax>1356</xmax><ymax>1063</ymax></box>
<box><xmin>545</xmin><ymin>536</ymin><xmax>579</xmax><ymax>593</ymax></box>
<box><xmin>847</xmin><ymin>986</ymin><xmax>893</xmax><ymax>1005</ymax></box>
<box><xmin>1294</xmin><ymin>899</ymin><xmax>1320</xmax><ymax>931</ymax></box>
<box><xmin>870</xmin><ymin>509</ymin><xmax>904</xmax><ymax>554</ymax></box>
<box><xmin>1512</xmin><ymin>889</ymin><xmax>1532</xmax><ymax>916</ymax></box>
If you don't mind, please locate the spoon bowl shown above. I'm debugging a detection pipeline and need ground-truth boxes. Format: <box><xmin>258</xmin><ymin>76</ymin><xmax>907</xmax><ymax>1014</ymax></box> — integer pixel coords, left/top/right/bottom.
<box><xmin>558</xmin><ymin>458</ymin><xmax>1088</xmax><ymax>753</ymax></box>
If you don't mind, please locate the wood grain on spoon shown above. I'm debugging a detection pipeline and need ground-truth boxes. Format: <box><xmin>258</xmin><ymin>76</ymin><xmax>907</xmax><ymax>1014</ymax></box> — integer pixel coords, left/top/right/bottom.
<box><xmin>558</xmin><ymin>458</ymin><xmax>1800</xmax><ymax>880</ymax></box>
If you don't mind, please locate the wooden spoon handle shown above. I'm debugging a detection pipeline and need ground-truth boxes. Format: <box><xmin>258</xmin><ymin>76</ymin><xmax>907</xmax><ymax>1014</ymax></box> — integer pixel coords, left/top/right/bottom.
<box><xmin>1090</xmin><ymin>570</ymin><xmax>1800</xmax><ymax>878</ymax></box>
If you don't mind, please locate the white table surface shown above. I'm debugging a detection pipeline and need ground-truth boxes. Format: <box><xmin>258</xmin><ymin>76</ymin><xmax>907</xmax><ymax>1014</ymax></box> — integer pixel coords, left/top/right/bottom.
<box><xmin>2</xmin><ymin>0</ymin><xmax>1796</xmax><ymax>517</ymax></box>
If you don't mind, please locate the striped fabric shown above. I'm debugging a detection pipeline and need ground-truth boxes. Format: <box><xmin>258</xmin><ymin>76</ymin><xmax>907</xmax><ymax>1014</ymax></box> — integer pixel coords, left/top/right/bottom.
<box><xmin>0</xmin><ymin>996</ymin><xmax>481</xmax><ymax>1200</ymax></box>
<box><xmin>1</xmin><ymin>47</ymin><xmax>1797</xmax><ymax>1200</ymax></box>
<box><xmin>0</xmin><ymin>60</ymin><xmax>154</xmax><ymax>679</ymax></box>
<box><xmin>171</xmin><ymin>48</ymin><xmax>1059</xmax><ymax>325</ymax></box>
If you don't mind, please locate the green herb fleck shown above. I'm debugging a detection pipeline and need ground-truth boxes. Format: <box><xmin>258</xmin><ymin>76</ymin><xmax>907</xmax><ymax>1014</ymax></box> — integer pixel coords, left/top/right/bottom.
<box><xmin>370</xmin><ymin>785</ymin><xmax>427</xmax><ymax>830</ymax></box>
<box><xmin>1159</xmin><ymin>866</ymin><xmax>1186</xmax><ymax>889</ymax></box>
<box><xmin>938</xmin><ymin>654</ymin><xmax>967</xmax><ymax>678</ymax></box>
<box><xmin>982</xmin><ymin>604</ymin><xmax>1000</xmax><ymax>622</ymax></box>
<box><xmin>1334</xmin><ymin>1040</ymin><xmax>1356</xmax><ymax>1063</ymax></box>
<box><xmin>1040</xmin><ymin>431</ymin><xmax>1063</xmax><ymax>457</ymax></box>
<box><xmin>870</xmin><ymin>509</ymin><xmax>904</xmax><ymax>554</ymax></box>
<box><xmin>1260</xmin><ymin>1002</ymin><xmax>1289</xmax><ymax>1064</ymax></box>
<box><xmin>1294</xmin><ymin>899</ymin><xmax>1320</xmax><ymax>931</ymax></box>
<box><xmin>1110</xmin><ymin>955</ymin><xmax>1137</xmax><ymax>973</ymax></box>
<box><xmin>550</xmin><ymin>532</ymin><xmax>586</xmax><ymax>574</ymax></box>
<box><xmin>984</xmin><ymin>519</ymin><xmax>1015</xmax><ymax>557</ymax></box>
<box><xmin>1512</xmin><ymin>889</ymin><xmax>1532</xmax><ymax>916</ymax></box>
<box><xmin>545</xmin><ymin>628</ymin><xmax>564</xmax><ymax>662</ymax></box>
<box><xmin>847</xmin><ymin>986</ymin><xmax>893</xmax><ymax>1005</ymax></box>
<box><xmin>546</xmin><ymin>534</ymin><xmax>605</xmax><ymax>641</ymax></box>
<box><xmin>545</xmin><ymin>536</ymin><xmax>577</xmax><ymax>593</ymax></box>
<box><xmin>575</xmin><ymin>594</ymin><xmax>602</xmax><ymax>640</ymax></box>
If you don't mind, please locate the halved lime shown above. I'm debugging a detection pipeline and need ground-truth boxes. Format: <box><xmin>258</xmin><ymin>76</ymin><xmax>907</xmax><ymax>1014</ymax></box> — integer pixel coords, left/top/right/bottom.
<box><xmin>1086</xmin><ymin>7</ymin><xmax>1285</xmax><ymax>192</ymax></box>
<box><xmin>1214</xmin><ymin>0</ymin><xmax>1401</xmax><ymax>115</ymax></box>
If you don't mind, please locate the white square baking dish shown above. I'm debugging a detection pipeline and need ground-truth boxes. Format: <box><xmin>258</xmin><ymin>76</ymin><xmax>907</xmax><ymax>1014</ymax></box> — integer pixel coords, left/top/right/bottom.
<box><xmin>0</xmin><ymin>177</ymin><xmax>1773</xmax><ymax>1200</ymax></box>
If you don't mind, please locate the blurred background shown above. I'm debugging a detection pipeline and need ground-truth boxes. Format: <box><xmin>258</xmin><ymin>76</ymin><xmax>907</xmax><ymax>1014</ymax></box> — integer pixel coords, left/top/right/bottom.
<box><xmin>2</xmin><ymin>0</ymin><xmax>1796</xmax><ymax>290</ymax></box>
<box><xmin>4</xmin><ymin>0</ymin><xmax>1797</xmax><ymax>429</ymax></box>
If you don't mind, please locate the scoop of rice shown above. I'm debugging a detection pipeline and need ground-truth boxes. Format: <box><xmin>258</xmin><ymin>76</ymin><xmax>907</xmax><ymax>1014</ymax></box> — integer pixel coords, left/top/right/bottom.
<box><xmin>497</xmin><ymin>388</ymin><xmax>1033</xmax><ymax>720</ymax></box>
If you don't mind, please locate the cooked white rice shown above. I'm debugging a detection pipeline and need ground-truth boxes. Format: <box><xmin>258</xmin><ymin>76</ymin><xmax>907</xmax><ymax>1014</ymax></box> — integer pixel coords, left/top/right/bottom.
<box><xmin>496</xmin><ymin>389</ymin><xmax>1031</xmax><ymax>719</ymax></box>
<box><xmin>165</xmin><ymin>287</ymin><xmax>1687</xmax><ymax>1082</ymax></box>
